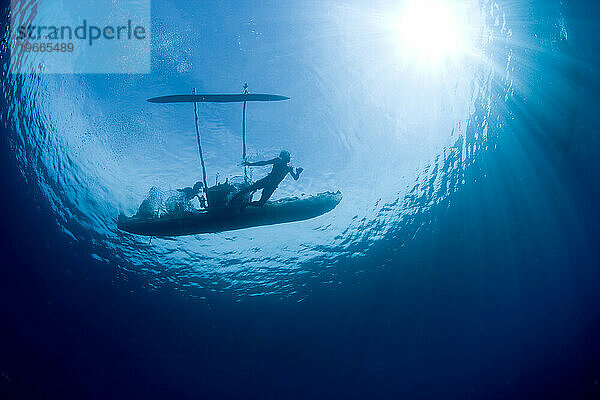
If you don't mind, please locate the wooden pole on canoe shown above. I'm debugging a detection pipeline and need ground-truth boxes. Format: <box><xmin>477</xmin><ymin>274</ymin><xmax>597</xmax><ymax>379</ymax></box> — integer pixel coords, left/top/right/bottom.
<box><xmin>242</xmin><ymin>83</ymin><xmax>248</xmax><ymax>181</ymax></box>
<box><xmin>192</xmin><ymin>88</ymin><xmax>208</xmax><ymax>194</ymax></box>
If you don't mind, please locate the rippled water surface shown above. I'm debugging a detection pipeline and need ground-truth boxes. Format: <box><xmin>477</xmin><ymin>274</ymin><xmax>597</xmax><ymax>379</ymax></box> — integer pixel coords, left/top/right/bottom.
<box><xmin>2</xmin><ymin>0</ymin><xmax>523</xmax><ymax>296</ymax></box>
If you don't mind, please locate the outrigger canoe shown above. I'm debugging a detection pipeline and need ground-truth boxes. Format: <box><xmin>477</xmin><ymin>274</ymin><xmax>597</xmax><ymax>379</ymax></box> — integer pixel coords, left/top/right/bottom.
<box><xmin>119</xmin><ymin>85</ymin><xmax>341</xmax><ymax>236</ymax></box>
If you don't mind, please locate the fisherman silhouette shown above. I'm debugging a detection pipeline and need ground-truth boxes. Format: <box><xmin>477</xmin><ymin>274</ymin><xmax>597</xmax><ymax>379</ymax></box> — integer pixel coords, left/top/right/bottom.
<box><xmin>178</xmin><ymin>181</ymin><xmax>204</xmax><ymax>203</ymax></box>
<box><xmin>165</xmin><ymin>181</ymin><xmax>205</xmax><ymax>215</ymax></box>
<box><xmin>232</xmin><ymin>150</ymin><xmax>303</xmax><ymax>206</ymax></box>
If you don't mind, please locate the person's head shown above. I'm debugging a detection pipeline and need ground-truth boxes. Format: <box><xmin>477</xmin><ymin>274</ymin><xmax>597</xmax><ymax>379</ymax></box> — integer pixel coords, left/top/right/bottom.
<box><xmin>192</xmin><ymin>181</ymin><xmax>204</xmax><ymax>193</ymax></box>
<box><xmin>279</xmin><ymin>150</ymin><xmax>291</xmax><ymax>163</ymax></box>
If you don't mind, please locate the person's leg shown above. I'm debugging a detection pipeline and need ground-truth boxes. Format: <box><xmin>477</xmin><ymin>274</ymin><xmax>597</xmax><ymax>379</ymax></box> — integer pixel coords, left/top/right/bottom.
<box><xmin>231</xmin><ymin>179</ymin><xmax>265</xmax><ymax>203</ymax></box>
<box><xmin>253</xmin><ymin>185</ymin><xmax>277</xmax><ymax>206</ymax></box>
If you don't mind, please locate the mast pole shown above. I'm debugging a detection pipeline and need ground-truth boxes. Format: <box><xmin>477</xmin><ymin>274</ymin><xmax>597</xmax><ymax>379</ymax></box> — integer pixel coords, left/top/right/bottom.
<box><xmin>193</xmin><ymin>88</ymin><xmax>209</xmax><ymax>193</ymax></box>
<box><xmin>242</xmin><ymin>83</ymin><xmax>248</xmax><ymax>181</ymax></box>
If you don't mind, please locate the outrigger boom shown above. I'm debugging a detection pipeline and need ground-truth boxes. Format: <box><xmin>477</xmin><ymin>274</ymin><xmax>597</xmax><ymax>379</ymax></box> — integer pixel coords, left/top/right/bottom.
<box><xmin>147</xmin><ymin>84</ymin><xmax>290</xmax><ymax>184</ymax></box>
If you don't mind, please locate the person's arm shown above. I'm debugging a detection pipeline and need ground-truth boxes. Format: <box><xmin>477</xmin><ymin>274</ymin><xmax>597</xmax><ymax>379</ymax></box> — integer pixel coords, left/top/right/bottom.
<box><xmin>290</xmin><ymin>167</ymin><xmax>303</xmax><ymax>180</ymax></box>
<box><xmin>244</xmin><ymin>158</ymin><xmax>277</xmax><ymax>167</ymax></box>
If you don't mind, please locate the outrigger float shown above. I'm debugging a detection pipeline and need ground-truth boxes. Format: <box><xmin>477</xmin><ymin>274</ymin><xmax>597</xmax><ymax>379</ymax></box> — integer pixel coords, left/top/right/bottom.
<box><xmin>118</xmin><ymin>84</ymin><xmax>341</xmax><ymax>236</ymax></box>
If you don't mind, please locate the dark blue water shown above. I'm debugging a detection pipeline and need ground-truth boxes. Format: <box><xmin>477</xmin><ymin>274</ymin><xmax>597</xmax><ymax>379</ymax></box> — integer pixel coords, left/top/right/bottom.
<box><xmin>2</xmin><ymin>0</ymin><xmax>600</xmax><ymax>398</ymax></box>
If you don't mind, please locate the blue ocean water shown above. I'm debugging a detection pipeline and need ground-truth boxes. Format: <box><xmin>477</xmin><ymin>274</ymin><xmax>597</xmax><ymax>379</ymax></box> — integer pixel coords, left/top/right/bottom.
<box><xmin>1</xmin><ymin>0</ymin><xmax>599</xmax><ymax>398</ymax></box>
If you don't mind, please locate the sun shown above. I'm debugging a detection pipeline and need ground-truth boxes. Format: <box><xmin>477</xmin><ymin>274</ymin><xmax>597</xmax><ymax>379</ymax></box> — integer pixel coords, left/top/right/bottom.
<box><xmin>390</xmin><ymin>0</ymin><xmax>467</xmax><ymax>65</ymax></box>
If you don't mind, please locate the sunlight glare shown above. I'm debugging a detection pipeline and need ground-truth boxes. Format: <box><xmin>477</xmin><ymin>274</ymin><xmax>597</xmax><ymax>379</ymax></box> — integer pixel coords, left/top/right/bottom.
<box><xmin>392</xmin><ymin>1</ymin><xmax>467</xmax><ymax>65</ymax></box>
